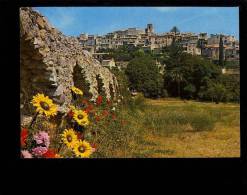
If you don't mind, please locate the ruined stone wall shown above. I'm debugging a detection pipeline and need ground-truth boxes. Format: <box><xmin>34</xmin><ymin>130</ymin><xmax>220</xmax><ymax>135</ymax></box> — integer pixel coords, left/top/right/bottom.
<box><xmin>20</xmin><ymin>7</ymin><xmax>118</xmax><ymax>114</ymax></box>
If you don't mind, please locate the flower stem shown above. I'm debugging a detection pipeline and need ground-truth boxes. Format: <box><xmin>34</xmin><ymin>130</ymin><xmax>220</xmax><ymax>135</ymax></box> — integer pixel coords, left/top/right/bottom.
<box><xmin>29</xmin><ymin>112</ymin><xmax>39</xmax><ymax>128</ymax></box>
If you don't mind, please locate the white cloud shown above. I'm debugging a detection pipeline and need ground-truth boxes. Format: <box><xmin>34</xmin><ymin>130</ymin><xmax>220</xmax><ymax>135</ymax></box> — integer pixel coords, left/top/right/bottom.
<box><xmin>46</xmin><ymin>8</ymin><xmax>76</xmax><ymax>30</ymax></box>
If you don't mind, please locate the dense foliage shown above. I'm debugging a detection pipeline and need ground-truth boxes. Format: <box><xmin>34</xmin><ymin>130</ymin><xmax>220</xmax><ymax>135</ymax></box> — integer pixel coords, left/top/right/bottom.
<box><xmin>125</xmin><ymin>55</ymin><xmax>164</xmax><ymax>98</ymax></box>
<box><xmin>106</xmin><ymin>43</ymin><xmax>239</xmax><ymax>103</ymax></box>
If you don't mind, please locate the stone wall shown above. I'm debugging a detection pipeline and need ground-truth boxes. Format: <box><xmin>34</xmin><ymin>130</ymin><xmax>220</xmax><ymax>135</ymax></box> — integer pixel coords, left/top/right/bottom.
<box><xmin>20</xmin><ymin>7</ymin><xmax>118</xmax><ymax>115</ymax></box>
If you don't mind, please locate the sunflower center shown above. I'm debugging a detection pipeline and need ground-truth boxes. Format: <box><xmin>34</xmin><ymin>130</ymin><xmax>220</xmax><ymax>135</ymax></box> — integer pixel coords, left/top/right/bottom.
<box><xmin>66</xmin><ymin>135</ymin><xmax>72</xmax><ymax>142</ymax></box>
<box><xmin>40</xmin><ymin>101</ymin><xmax>50</xmax><ymax>110</ymax></box>
<box><xmin>78</xmin><ymin>146</ymin><xmax>85</xmax><ymax>153</ymax></box>
<box><xmin>77</xmin><ymin>114</ymin><xmax>84</xmax><ymax>119</ymax></box>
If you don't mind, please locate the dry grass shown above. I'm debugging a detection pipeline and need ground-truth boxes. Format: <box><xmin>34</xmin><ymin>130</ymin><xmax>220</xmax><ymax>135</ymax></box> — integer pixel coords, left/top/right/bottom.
<box><xmin>137</xmin><ymin>125</ymin><xmax>239</xmax><ymax>157</ymax></box>
<box><xmin>129</xmin><ymin>98</ymin><xmax>240</xmax><ymax>158</ymax></box>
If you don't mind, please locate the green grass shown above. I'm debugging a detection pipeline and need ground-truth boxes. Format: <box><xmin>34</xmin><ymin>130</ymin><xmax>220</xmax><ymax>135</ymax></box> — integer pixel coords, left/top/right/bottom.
<box><xmin>92</xmin><ymin>96</ymin><xmax>240</xmax><ymax>158</ymax></box>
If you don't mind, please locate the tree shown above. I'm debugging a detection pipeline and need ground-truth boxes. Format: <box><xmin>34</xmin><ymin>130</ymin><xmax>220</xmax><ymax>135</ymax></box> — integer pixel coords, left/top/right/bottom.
<box><xmin>163</xmin><ymin>44</ymin><xmax>222</xmax><ymax>99</ymax></box>
<box><xmin>183</xmin><ymin>84</ymin><xmax>196</xmax><ymax>99</ymax></box>
<box><xmin>170</xmin><ymin>26</ymin><xmax>180</xmax><ymax>34</ymax></box>
<box><xmin>207</xmin><ymin>82</ymin><xmax>227</xmax><ymax>104</ymax></box>
<box><xmin>169</xmin><ymin>67</ymin><xmax>184</xmax><ymax>97</ymax></box>
<box><xmin>219</xmin><ymin>34</ymin><xmax>224</xmax><ymax>66</ymax></box>
<box><xmin>132</xmin><ymin>49</ymin><xmax>145</xmax><ymax>58</ymax></box>
<box><xmin>217</xmin><ymin>74</ymin><xmax>240</xmax><ymax>102</ymax></box>
<box><xmin>170</xmin><ymin>26</ymin><xmax>180</xmax><ymax>44</ymax></box>
<box><xmin>125</xmin><ymin>56</ymin><xmax>164</xmax><ymax>98</ymax></box>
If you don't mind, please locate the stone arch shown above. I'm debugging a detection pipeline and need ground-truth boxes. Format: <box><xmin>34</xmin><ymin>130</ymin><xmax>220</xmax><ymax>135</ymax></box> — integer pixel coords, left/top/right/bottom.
<box><xmin>109</xmin><ymin>82</ymin><xmax>114</xmax><ymax>100</ymax></box>
<box><xmin>20</xmin><ymin>7</ymin><xmax>119</xmax><ymax>115</ymax></box>
<box><xmin>72</xmin><ymin>64</ymin><xmax>92</xmax><ymax>99</ymax></box>
<box><xmin>20</xmin><ymin>38</ymin><xmax>57</xmax><ymax>115</ymax></box>
<box><xmin>96</xmin><ymin>74</ymin><xmax>105</xmax><ymax>97</ymax></box>
<box><xmin>111</xmin><ymin>76</ymin><xmax>119</xmax><ymax>100</ymax></box>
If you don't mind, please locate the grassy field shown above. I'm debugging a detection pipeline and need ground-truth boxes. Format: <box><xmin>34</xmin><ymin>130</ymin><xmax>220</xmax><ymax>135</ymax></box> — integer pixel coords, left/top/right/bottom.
<box><xmin>107</xmin><ymin>97</ymin><xmax>240</xmax><ymax>158</ymax></box>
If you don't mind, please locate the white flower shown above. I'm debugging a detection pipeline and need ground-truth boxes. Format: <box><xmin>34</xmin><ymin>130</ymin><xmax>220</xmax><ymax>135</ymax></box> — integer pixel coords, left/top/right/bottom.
<box><xmin>117</xmin><ymin>99</ymin><xmax>121</xmax><ymax>103</ymax></box>
<box><xmin>112</xmin><ymin>107</ymin><xmax>116</xmax><ymax>111</ymax></box>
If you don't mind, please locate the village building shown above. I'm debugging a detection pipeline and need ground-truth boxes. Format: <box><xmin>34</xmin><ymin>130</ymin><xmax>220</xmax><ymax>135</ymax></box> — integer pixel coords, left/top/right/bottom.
<box><xmin>77</xmin><ymin>24</ymin><xmax>239</xmax><ymax>63</ymax></box>
<box><xmin>202</xmin><ymin>34</ymin><xmax>239</xmax><ymax>60</ymax></box>
<box><xmin>101</xmin><ymin>58</ymin><xmax>116</xmax><ymax>69</ymax></box>
<box><xmin>179</xmin><ymin>39</ymin><xmax>201</xmax><ymax>56</ymax></box>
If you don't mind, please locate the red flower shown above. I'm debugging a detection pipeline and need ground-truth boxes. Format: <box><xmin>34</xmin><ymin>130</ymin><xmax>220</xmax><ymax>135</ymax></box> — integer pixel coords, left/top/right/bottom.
<box><xmin>102</xmin><ymin>110</ymin><xmax>109</xmax><ymax>117</ymax></box>
<box><xmin>43</xmin><ymin>149</ymin><xmax>56</xmax><ymax>158</ymax></box>
<box><xmin>67</xmin><ymin>110</ymin><xmax>74</xmax><ymax>118</ymax></box>
<box><xmin>96</xmin><ymin>95</ymin><xmax>103</xmax><ymax>106</ymax></box>
<box><xmin>21</xmin><ymin>128</ymin><xmax>28</xmax><ymax>147</ymax></box>
<box><xmin>84</xmin><ymin>104</ymin><xmax>94</xmax><ymax>114</ymax></box>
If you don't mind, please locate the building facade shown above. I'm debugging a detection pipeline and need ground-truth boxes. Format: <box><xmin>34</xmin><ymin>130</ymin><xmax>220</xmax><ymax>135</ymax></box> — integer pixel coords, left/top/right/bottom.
<box><xmin>77</xmin><ymin>24</ymin><xmax>239</xmax><ymax>61</ymax></box>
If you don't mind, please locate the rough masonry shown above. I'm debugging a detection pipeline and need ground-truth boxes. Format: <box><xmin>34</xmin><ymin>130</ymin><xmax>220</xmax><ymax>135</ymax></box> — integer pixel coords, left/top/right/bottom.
<box><xmin>20</xmin><ymin>7</ymin><xmax>119</xmax><ymax>115</ymax></box>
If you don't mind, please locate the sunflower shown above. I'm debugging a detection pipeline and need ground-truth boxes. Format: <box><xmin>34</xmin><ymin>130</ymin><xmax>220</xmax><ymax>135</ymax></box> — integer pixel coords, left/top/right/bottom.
<box><xmin>73</xmin><ymin>140</ymin><xmax>92</xmax><ymax>158</ymax></box>
<box><xmin>61</xmin><ymin>129</ymin><xmax>78</xmax><ymax>148</ymax></box>
<box><xmin>71</xmin><ymin>86</ymin><xmax>83</xmax><ymax>95</ymax></box>
<box><xmin>73</xmin><ymin>109</ymin><xmax>90</xmax><ymax>126</ymax></box>
<box><xmin>31</xmin><ymin>93</ymin><xmax>58</xmax><ymax>118</ymax></box>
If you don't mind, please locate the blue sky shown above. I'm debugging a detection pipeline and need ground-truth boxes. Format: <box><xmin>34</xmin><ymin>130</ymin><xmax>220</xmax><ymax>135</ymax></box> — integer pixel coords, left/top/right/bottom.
<box><xmin>35</xmin><ymin>7</ymin><xmax>239</xmax><ymax>39</ymax></box>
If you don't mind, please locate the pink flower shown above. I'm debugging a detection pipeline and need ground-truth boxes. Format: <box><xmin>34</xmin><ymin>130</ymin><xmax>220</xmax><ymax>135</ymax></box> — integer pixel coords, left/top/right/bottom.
<box><xmin>32</xmin><ymin>146</ymin><xmax>48</xmax><ymax>156</ymax></box>
<box><xmin>33</xmin><ymin>131</ymin><xmax>50</xmax><ymax>148</ymax></box>
<box><xmin>21</xmin><ymin>150</ymin><xmax>33</xmax><ymax>158</ymax></box>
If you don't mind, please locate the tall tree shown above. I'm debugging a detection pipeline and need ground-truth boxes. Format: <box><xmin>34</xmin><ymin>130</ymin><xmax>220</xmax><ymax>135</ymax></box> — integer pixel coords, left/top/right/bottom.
<box><xmin>170</xmin><ymin>26</ymin><xmax>180</xmax><ymax>34</ymax></box>
<box><xmin>170</xmin><ymin>26</ymin><xmax>180</xmax><ymax>44</ymax></box>
<box><xmin>219</xmin><ymin>34</ymin><xmax>224</xmax><ymax>66</ymax></box>
<box><xmin>169</xmin><ymin>67</ymin><xmax>184</xmax><ymax>97</ymax></box>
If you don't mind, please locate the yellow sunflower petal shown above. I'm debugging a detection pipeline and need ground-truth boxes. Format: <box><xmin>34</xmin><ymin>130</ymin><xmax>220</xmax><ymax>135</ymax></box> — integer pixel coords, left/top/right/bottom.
<box><xmin>31</xmin><ymin>93</ymin><xmax>58</xmax><ymax>118</ymax></box>
<box><xmin>73</xmin><ymin>140</ymin><xmax>92</xmax><ymax>158</ymax></box>
<box><xmin>71</xmin><ymin>86</ymin><xmax>83</xmax><ymax>95</ymax></box>
<box><xmin>73</xmin><ymin>109</ymin><xmax>89</xmax><ymax>126</ymax></box>
<box><xmin>61</xmin><ymin>128</ymin><xmax>78</xmax><ymax>148</ymax></box>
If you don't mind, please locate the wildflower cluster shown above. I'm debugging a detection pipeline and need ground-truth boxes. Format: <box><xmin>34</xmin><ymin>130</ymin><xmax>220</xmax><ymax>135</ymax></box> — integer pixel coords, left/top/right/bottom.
<box><xmin>21</xmin><ymin>86</ymin><xmax>123</xmax><ymax>158</ymax></box>
<box><xmin>20</xmin><ymin>128</ymin><xmax>57</xmax><ymax>158</ymax></box>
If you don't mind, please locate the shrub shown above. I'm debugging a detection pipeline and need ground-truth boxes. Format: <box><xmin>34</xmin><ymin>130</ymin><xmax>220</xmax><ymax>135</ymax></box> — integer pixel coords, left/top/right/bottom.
<box><xmin>189</xmin><ymin>112</ymin><xmax>215</xmax><ymax>131</ymax></box>
<box><xmin>127</xmin><ymin>93</ymin><xmax>146</xmax><ymax>112</ymax></box>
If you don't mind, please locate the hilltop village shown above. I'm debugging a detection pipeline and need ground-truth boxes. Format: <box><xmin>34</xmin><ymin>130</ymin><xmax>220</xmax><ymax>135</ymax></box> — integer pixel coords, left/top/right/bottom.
<box><xmin>77</xmin><ymin>24</ymin><xmax>239</xmax><ymax>69</ymax></box>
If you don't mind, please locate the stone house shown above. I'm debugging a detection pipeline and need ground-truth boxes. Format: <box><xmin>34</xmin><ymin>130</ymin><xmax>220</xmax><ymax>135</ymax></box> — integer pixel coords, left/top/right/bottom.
<box><xmin>102</xmin><ymin>58</ymin><xmax>116</xmax><ymax>69</ymax></box>
<box><xmin>179</xmin><ymin>40</ymin><xmax>201</xmax><ymax>55</ymax></box>
<box><xmin>202</xmin><ymin>44</ymin><xmax>225</xmax><ymax>59</ymax></box>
